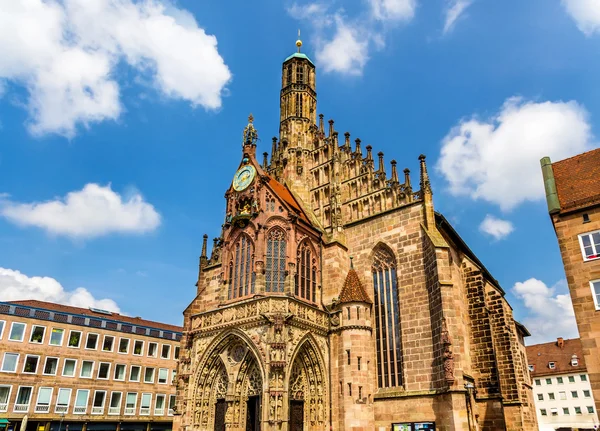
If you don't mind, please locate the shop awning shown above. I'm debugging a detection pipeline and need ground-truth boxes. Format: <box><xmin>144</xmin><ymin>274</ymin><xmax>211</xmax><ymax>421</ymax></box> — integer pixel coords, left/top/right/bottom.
<box><xmin>0</xmin><ymin>420</ymin><xmax>10</xmax><ymax>425</ymax></box>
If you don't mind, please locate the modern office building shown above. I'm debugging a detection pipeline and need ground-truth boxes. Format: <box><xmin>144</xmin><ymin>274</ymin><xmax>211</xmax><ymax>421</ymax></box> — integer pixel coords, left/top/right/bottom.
<box><xmin>0</xmin><ymin>300</ymin><xmax>182</xmax><ymax>431</ymax></box>
<box><xmin>527</xmin><ymin>337</ymin><xmax>599</xmax><ymax>430</ymax></box>
<box><xmin>541</xmin><ymin>148</ymin><xmax>600</xmax><ymax>416</ymax></box>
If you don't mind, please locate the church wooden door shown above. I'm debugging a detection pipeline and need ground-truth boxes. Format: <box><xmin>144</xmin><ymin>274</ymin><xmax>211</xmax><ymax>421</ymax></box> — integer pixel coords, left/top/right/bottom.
<box><xmin>289</xmin><ymin>400</ymin><xmax>304</xmax><ymax>431</ymax></box>
<box><xmin>214</xmin><ymin>399</ymin><xmax>226</xmax><ymax>431</ymax></box>
<box><xmin>245</xmin><ymin>396</ymin><xmax>260</xmax><ymax>431</ymax></box>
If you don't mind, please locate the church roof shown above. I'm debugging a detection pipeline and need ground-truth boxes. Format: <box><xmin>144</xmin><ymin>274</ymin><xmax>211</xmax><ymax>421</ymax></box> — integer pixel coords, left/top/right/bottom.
<box><xmin>267</xmin><ymin>176</ymin><xmax>310</xmax><ymax>224</ymax></box>
<box><xmin>338</xmin><ymin>267</ymin><xmax>372</xmax><ymax>304</ymax></box>
<box><xmin>284</xmin><ymin>52</ymin><xmax>314</xmax><ymax>66</ymax></box>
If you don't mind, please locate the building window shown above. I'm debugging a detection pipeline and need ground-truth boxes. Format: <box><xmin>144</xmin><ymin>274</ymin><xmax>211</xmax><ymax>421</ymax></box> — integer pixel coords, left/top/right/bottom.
<box><xmin>575</xmin><ymin>406</ymin><xmax>582</xmax><ymax>415</ymax></box>
<box><xmin>535</xmin><ymin>379</ymin><xmax>541</xmax><ymax>386</ymax></box>
<box><xmin>74</xmin><ymin>389</ymin><xmax>90</xmax><ymax>414</ymax></box>
<box><xmin>551</xmin><ymin>408</ymin><xmax>558</xmax><ymax>416</ymax></box>
<box><xmin>540</xmin><ymin>409</ymin><xmax>547</xmax><ymax>416</ymax></box>
<box><xmin>587</xmin><ymin>406</ymin><xmax>594</xmax><ymax>414</ymax></box>
<box><xmin>295</xmin><ymin>93</ymin><xmax>303</xmax><ymax>117</ymax></box>
<box><xmin>144</xmin><ymin>367</ymin><xmax>155</xmax><ymax>383</ymax></box>
<box><xmin>55</xmin><ymin>388</ymin><xmax>71</xmax><ymax>413</ymax></box>
<box><xmin>286</xmin><ymin>65</ymin><xmax>292</xmax><ymax>86</ymax></box>
<box><xmin>559</xmin><ymin>391</ymin><xmax>566</xmax><ymax>400</ymax></box>
<box><xmin>296</xmin><ymin>64</ymin><xmax>304</xmax><ymax>84</ymax></box>
<box><xmin>590</xmin><ymin>280</ymin><xmax>600</xmax><ymax>310</ymax></box>
<box><xmin>102</xmin><ymin>335</ymin><xmax>115</xmax><ymax>352</ymax></box>
<box><xmin>114</xmin><ymin>364</ymin><xmax>126</xmax><ymax>381</ymax></box>
<box><xmin>358</xmin><ymin>357</ymin><xmax>361</xmax><ymax>371</ymax></box>
<box><xmin>43</xmin><ymin>357</ymin><xmax>59</xmax><ymax>376</ymax></box>
<box><xmin>548</xmin><ymin>393</ymin><xmax>555</xmax><ymax>400</ymax></box>
<box><xmin>109</xmin><ymin>392</ymin><xmax>122</xmax><ymax>415</ymax></box>
<box><xmin>296</xmin><ymin>240</ymin><xmax>316</xmax><ymax>301</ymax></box>
<box><xmin>29</xmin><ymin>325</ymin><xmax>45</xmax><ymax>343</ymax></box>
<box><xmin>569</xmin><ymin>376</ymin><xmax>576</xmax><ymax>383</ymax></box>
<box><xmin>98</xmin><ymin>362</ymin><xmax>110</xmax><ymax>379</ymax></box>
<box><xmin>140</xmin><ymin>393</ymin><xmax>152</xmax><ymax>415</ymax></box>
<box><xmin>528</xmin><ymin>365</ymin><xmax>534</xmax><ymax>372</ymax></box>
<box><xmin>1</xmin><ymin>353</ymin><xmax>19</xmax><ymax>373</ymax></box>
<box><xmin>15</xmin><ymin>387</ymin><xmax>33</xmax><ymax>412</ymax></box>
<box><xmin>49</xmin><ymin>328</ymin><xmax>64</xmax><ymax>346</ymax></box>
<box><xmin>23</xmin><ymin>355</ymin><xmax>39</xmax><ymax>374</ymax></box>
<box><xmin>9</xmin><ymin>322</ymin><xmax>26</xmax><ymax>342</ymax></box>
<box><xmin>0</xmin><ymin>321</ymin><xmax>5</xmax><ymax>340</ymax></box>
<box><xmin>0</xmin><ymin>386</ymin><xmax>11</xmax><ymax>413</ymax></box>
<box><xmin>546</xmin><ymin>378</ymin><xmax>552</xmax><ymax>384</ymax></box>
<box><xmin>68</xmin><ymin>330</ymin><xmax>81</xmax><ymax>348</ymax></box>
<box><xmin>372</xmin><ymin>244</ymin><xmax>402</xmax><ymax>388</ymax></box>
<box><xmin>158</xmin><ymin>368</ymin><xmax>169</xmax><ymax>384</ymax></box>
<box><xmin>348</xmin><ymin>383</ymin><xmax>352</xmax><ymax>397</ymax></box>
<box><xmin>148</xmin><ymin>342</ymin><xmax>158</xmax><ymax>357</ymax></box>
<box><xmin>557</xmin><ymin>377</ymin><xmax>564</xmax><ymax>384</ymax></box>
<box><xmin>584</xmin><ymin>390</ymin><xmax>591</xmax><ymax>398</ymax></box>
<box><xmin>119</xmin><ymin>338</ymin><xmax>130</xmax><ymax>354</ymax></box>
<box><xmin>168</xmin><ymin>394</ymin><xmax>176</xmax><ymax>415</ymax></box>
<box><xmin>572</xmin><ymin>391</ymin><xmax>579</xmax><ymax>398</ymax></box>
<box><xmin>230</xmin><ymin>234</ymin><xmax>255</xmax><ymax>299</ymax></box>
<box><xmin>549</xmin><ymin>362</ymin><xmax>556</xmax><ymax>369</ymax></box>
<box><xmin>62</xmin><ymin>359</ymin><xmax>77</xmax><ymax>377</ymax></box>
<box><xmin>266</xmin><ymin>229</ymin><xmax>286</xmax><ymax>293</ymax></box>
<box><xmin>161</xmin><ymin>344</ymin><xmax>171</xmax><ymax>359</ymax></box>
<box><xmin>35</xmin><ymin>387</ymin><xmax>53</xmax><ymax>413</ymax></box>
<box><xmin>579</xmin><ymin>230</ymin><xmax>600</xmax><ymax>261</ymax></box>
<box><xmin>133</xmin><ymin>340</ymin><xmax>144</xmax><ymax>355</ymax></box>
<box><xmin>80</xmin><ymin>360</ymin><xmax>94</xmax><ymax>378</ymax></box>
<box><xmin>125</xmin><ymin>393</ymin><xmax>137</xmax><ymax>415</ymax></box>
<box><xmin>174</xmin><ymin>346</ymin><xmax>180</xmax><ymax>359</ymax></box>
<box><xmin>92</xmin><ymin>391</ymin><xmax>106</xmax><ymax>415</ymax></box>
<box><xmin>563</xmin><ymin>407</ymin><xmax>569</xmax><ymax>415</ymax></box>
<box><xmin>155</xmin><ymin>394</ymin><xmax>166</xmax><ymax>415</ymax></box>
<box><xmin>86</xmin><ymin>333</ymin><xmax>99</xmax><ymax>349</ymax></box>
<box><xmin>537</xmin><ymin>394</ymin><xmax>543</xmax><ymax>401</ymax></box>
<box><xmin>130</xmin><ymin>365</ymin><xmax>141</xmax><ymax>382</ymax></box>
<box><xmin>580</xmin><ymin>374</ymin><xmax>587</xmax><ymax>382</ymax></box>
<box><xmin>571</xmin><ymin>356</ymin><xmax>579</xmax><ymax>366</ymax></box>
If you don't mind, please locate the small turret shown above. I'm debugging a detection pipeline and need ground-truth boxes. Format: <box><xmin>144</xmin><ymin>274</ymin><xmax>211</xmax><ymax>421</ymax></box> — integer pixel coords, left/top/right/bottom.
<box><xmin>390</xmin><ymin>160</ymin><xmax>399</xmax><ymax>185</ymax></box>
<box><xmin>377</xmin><ymin>152</ymin><xmax>386</xmax><ymax>175</ymax></box>
<box><xmin>354</xmin><ymin>138</ymin><xmax>362</xmax><ymax>157</ymax></box>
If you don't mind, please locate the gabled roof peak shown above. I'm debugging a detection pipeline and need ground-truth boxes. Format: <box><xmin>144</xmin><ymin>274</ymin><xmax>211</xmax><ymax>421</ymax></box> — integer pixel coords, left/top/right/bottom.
<box><xmin>338</xmin><ymin>266</ymin><xmax>372</xmax><ymax>305</ymax></box>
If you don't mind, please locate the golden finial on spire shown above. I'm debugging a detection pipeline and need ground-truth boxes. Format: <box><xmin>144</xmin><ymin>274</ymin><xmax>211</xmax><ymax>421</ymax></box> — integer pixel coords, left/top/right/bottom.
<box><xmin>296</xmin><ymin>29</ymin><xmax>302</xmax><ymax>53</ymax></box>
<box><xmin>248</xmin><ymin>113</ymin><xmax>254</xmax><ymax>124</ymax></box>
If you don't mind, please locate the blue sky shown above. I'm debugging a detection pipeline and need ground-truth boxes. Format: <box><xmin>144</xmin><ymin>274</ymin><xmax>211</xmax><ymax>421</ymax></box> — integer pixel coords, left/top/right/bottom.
<box><xmin>0</xmin><ymin>0</ymin><xmax>598</xmax><ymax>344</ymax></box>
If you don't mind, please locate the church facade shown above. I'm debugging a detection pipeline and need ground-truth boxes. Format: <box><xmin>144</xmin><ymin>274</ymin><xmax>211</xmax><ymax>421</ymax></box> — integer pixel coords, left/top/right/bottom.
<box><xmin>174</xmin><ymin>44</ymin><xmax>537</xmax><ymax>431</ymax></box>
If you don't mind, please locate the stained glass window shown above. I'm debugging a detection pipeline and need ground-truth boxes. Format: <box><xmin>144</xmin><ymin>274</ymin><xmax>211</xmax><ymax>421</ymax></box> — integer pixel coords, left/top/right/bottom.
<box><xmin>296</xmin><ymin>241</ymin><xmax>316</xmax><ymax>302</ymax></box>
<box><xmin>372</xmin><ymin>245</ymin><xmax>402</xmax><ymax>388</ymax></box>
<box><xmin>265</xmin><ymin>229</ymin><xmax>286</xmax><ymax>293</ymax></box>
<box><xmin>229</xmin><ymin>235</ymin><xmax>254</xmax><ymax>299</ymax></box>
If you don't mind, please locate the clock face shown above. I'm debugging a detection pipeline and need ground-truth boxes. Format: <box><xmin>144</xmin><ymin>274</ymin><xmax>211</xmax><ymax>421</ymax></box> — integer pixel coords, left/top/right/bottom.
<box><xmin>232</xmin><ymin>165</ymin><xmax>256</xmax><ymax>192</ymax></box>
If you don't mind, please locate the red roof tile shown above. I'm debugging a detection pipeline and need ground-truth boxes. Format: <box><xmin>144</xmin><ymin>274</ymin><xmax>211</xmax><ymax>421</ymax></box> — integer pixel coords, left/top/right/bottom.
<box><xmin>8</xmin><ymin>300</ymin><xmax>182</xmax><ymax>332</ymax></box>
<box><xmin>526</xmin><ymin>338</ymin><xmax>586</xmax><ymax>377</ymax></box>
<box><xmin>553</xmin><ymin>148</ymin><xmax>600</xmax><ymax>213</ymax></box>
<box><xmin>338</xmin><ymin>268</ymin><xmax>372</xmax><ymax>304</ymax></box>
<box><xmin>267</xmin><ymin>177</ymin><xmax>310</xmax><ymax>223</ymax></box>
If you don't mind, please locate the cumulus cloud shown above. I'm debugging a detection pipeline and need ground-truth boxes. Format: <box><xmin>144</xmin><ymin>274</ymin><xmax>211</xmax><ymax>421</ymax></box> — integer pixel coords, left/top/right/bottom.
<box><xmin>443</xmin><ymin>0</ymin><xmax>473</xmax><ymax>34</ymax></box>
<box><xmin>513</xmin><ymin>278</ymin><xmax>578</xmax><ymax>344</ymax></box>
<box><xmin>0</xmin><ymin>183</ymin><xmax>160</xmax><ymax>239</ymax></box>
<box><xmin>479</xmin><ymin>214</ymin><xmax>514</xmax><ymax>240</ymax></box>
<box><xmin>288</xmin><ymin>1</ymin><xmax>415</xmax><ymax>76</ymax></box>
<box><xmin>437</xmin><ymin>97</ymin><xmax>594</xmax><ymax>211</ymax></box>
<box><xmin>562</xmin><ymin>0</ymin><xmax>600</xmax><ymax>36</ymax></box>
<box><xmin>0</xmin><ymin>267</ymin><xmax>121</xmax><ymax>312</ymax></box>
<box><xmin>0</xmin><ymin>0</ymin><xmax>231</xmax><ymax>137</ymax></box>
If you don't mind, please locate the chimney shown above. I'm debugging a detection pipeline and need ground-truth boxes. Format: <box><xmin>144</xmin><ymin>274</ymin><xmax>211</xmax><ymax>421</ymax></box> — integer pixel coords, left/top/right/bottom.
<box><xmin>557</xmin><ymin>337</ymin><xmax>564</xmax><ymax>349</ymax></box>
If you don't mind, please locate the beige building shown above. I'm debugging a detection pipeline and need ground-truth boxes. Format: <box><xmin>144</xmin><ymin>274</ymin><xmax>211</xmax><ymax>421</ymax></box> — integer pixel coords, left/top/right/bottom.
<box><xmin>541</xmin><ymin>148</ymin><xmax>600</xmax><ymax>416</ymax></box>
<box><xmin>0</xmin><ymin>300</ymin><xmax>182</xmax><ymax>431</ymax></box>
<box><xmin>527</xmin><ymin>338</ymin><xmax>599</xmax><ymax>430</ymax></box>
<box><xmin>175</xmin><ymin>41</ymin><xmax>537</xmax><ymax>431</ymax></box>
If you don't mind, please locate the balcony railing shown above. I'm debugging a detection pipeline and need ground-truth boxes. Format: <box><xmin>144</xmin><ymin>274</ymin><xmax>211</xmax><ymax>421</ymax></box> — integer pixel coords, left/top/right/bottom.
<box><xmin>140</xmin><ymin>407</ymin><xmax>150</xmax><ymax>415</ymax></box>
<box><xmin>73</xmin><ymin>406</ymin><xmax>87</xmax><ymax>414</ymax></box>
<box><xmin>0</xmin><ymin>402</ymin><xmax>8</xmax><ymax>412</ymax></box>
<box><xmin>108</xmin><ymin>407</ymin><xmax>121</xmax><ymax>415</ymax></box>
<box><xmin>35</xmin><ymin>405</ymin><xmax>50</xmax><ymax>413</ymax></box>
<box><xmin>55</xmin><ymin>405</ymin><xmax>69</xmax><ymax>413</ymax></box>
<box><xmin>154</xmin><ymin>408</ymin><xmax>164</xmax><ymax>416</ymax></box>
<box><xmin>14</xmin><ymin>404</ymin><xmax>29</xmax><ymax>412</ymax></box>
<box><xmin>91</xmin><ymin>406</ymin><xmax>104</xmax><ymax>414</ymax></box>
<box><xmin>124</xmin><ymin>407</ymin><xmax>135</xmax><ymax>415</ymax></box>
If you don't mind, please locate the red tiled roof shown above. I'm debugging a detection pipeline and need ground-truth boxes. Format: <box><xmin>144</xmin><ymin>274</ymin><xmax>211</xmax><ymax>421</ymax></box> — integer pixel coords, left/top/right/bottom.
<box><xmin>8</xmin><ymin>300</ymin><xmax>182</xmax><ymax>332</ymax></box>
<box><xmin>267</xmin><ymin>177</ymin><xmax>310</xmax><ymax>223</ymax></box>
<box><xmin>338</xmin><ymin>268</ymin><xmax>372</xmax><ymax>304</ymax></box>
<box><xmin>526</xmin><ymin>338</ymin><xmax>586</xmax><ymax>377</ymax></box>
<box><xmin>553</xmin><ymin>148</ymin><xmax>600</xmax><ymax>212</ymax></box>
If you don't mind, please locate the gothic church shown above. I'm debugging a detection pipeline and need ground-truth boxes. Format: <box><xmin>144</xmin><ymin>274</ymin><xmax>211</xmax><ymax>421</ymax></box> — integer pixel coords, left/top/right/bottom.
<box><xmin>174</xmin><ymin>41</ymin><xmax>537</xmax><ymax>431</ymax></box>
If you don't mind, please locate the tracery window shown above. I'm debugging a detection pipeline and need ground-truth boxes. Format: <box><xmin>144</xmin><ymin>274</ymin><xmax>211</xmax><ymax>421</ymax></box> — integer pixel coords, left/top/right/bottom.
<box><xmin>229</xmin><ymin>234</ymin><xmax>254</xmax><ymax>299</ymax></box>
<box><xmin>265</xmin><ymin>229</ymin><xmax>286</xmax><ymax>293</ymax></box>
<box><xmin>296</xmin><ymin>241</ymin><xmax>317</xmax><ymax>302</ymax></box>
<box><xmin>295</xmin><ymin>94</ymin><xmax>303</xmax><ymax>117</ymax></box>
<box><xmin>296</xmin><ymin>64</ymin><xmax>304</xmax><ymax>83</ymax></box>
<box><xmin>372</xmin><ymin>245</ymin><xmax>403</xmax><ymax>388</ymax></box>
<box><xmin>287</xmin><ymin>65</ymin><xmax>293</xmax><ymax>86</ymax></box>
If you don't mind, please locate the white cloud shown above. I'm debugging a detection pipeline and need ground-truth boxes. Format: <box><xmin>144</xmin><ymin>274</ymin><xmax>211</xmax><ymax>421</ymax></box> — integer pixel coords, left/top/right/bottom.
<box><xmin>0</xmin><ymin>266</ymin><xmax>121</xmax><ymax>312</ymax></box>
<box><xmin>316</xmin><ymin>16</ymin><xmax>370</xmax><ymax>76</ymax></box>
<box><xmin>0</xmin><ymin>0</ymin><xmax>231</xmax><ymax>138</ymax></box>
<box><xmin>436</xmin><ymin>97</ymin><xmax>593</xmax><ymax>211</ymax></box>
<box><xmin>368</xmin><ymin>0</ymin><xmax>416</xmax><ymax>22</ymax></box>
<box><xmin>479</xmin><ymin>214</ymin><xmax>514</xmax><ymax>240</ymax></box>
<box><xmin>562</xmin><ymin>0</ymin><xmax>600</xmax><ymax>36</ymax></box>
<box><xmin>0</xmin><ymin>183</ymin><xmax>160</xmax><ymax>239</ymax></box>
<box><xmin>512</xmin><ymin>278</ymin><xmax>578</xmax><ymax>344</ymax></box>
<box><xmin>443</xmin><ymin>0</ymin><xmax>473</xmax><ymax>34</ymax></box>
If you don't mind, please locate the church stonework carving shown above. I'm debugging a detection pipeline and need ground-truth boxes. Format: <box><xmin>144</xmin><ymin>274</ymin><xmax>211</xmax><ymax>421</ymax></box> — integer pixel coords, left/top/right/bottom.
<box><xmin>175</xmin><ymin>40</ymin><xmax>538</xmax><ymax>431</ymax></box>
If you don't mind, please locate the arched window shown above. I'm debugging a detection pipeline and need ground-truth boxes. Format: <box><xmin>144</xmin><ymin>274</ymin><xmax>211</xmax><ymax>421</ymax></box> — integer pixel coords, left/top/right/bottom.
<box><xmin>229</xmin><ymin>235</ymin><xmax>254</xmax><ymax>299</ymax></box>
<box><xmin>295</xmin><ymin>94</ymin><xmax>303</xmax><ymax>117</ymax></box>
<box><xmin>296</xmin><ymin>64</ymin><xmax>304</xmax><ymax>83</ymax></box>
<box><xmin>287</xmin><ymin>65</ymin><xmax>293</xmax><ymax>86</ymax></box>
<box><xmin>265</xmin><ymin>229</ymin><xmax>286</xmax><ymax>293</ymax></box>
<box><xmin>296</xmin><ymin>241</ymin><xmax>317</xmax><ymax>302</ymax></box>
<box><xmin>372</xmin><ymin>245</ymin><xmax>402</xmax><ymax>388</ymax></box>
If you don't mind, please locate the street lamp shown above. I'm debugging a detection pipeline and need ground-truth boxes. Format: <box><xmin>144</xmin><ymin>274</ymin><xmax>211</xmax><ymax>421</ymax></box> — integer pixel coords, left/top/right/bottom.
<box><xmin>57</xmin><ymin>413</ymin><xmax>65</xmax><ymax>431</ymax></box>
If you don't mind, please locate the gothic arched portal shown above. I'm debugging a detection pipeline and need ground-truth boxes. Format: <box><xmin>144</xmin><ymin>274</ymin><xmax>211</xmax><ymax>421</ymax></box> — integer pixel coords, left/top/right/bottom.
<box><xmin>191</xmin><ymin>333</ymin><xmax>264</xmax><ymax>431</ymax></box>
<box><xmin>288</xmin><ymin>338</ymin><xmax>327</xmax><ymax>431</ymax></box>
